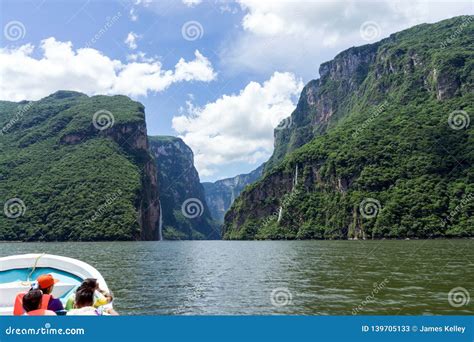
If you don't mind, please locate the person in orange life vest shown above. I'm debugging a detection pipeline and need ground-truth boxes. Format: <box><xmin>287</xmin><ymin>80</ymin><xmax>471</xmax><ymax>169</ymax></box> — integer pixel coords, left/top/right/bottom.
<box><xmin>22</xmin><ymin>289</ymin><xmax>56</xmax><ymax>316</ymax></box>
<box><xmin>13</xmin><ymin>288</ymin><xmax>53</xmax><ymax>315</ymax></box>
<box><xmin>36</xmin><ymin>274</ymin><xmax>64</xmax><ymax>312</ymax></box>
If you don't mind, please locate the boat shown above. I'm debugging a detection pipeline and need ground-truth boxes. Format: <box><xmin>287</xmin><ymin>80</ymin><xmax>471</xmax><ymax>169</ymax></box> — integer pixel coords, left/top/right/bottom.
<box><xmin>0</xmin><ymin>253</ymin><xmax>112</xmax><ymax>315</ymax></box>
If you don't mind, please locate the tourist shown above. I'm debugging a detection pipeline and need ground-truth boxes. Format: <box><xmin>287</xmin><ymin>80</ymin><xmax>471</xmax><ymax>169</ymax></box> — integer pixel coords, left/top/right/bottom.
<box><xmin>22</xmin><ymin>289</ymin><xmax>56</xmax><ymax>316</ymax></box>
<box><xmin>36</xmin><ymin>274</ymin><xmax>64</xmax><ymax>312</ymax></box>
<box><xmin>67</xmin><ymin>288</ymin><xmax>118</xmax><ymax>316</ymax></box>
<box><xmin>65</xmin><ymin>278</ymin><xmax>112</xmax><ymax>310</ymax></box>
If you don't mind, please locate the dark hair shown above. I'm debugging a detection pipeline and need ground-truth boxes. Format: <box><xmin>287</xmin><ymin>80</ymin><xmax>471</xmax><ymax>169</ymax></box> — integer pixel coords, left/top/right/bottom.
<box><xmin>75</xmin><ymin>288</ymin><xmax>94</xmax><ymax>308</ymax></box>
<box><xmin>78</xmin><ymin>278</ymin><xmax>98</xmax><ymax>291</ymax></box>
<box><xmin>38</xmin><ymin>284</ymin><xmax>53</xmax><ymax>294</ymax></box>
<box><xmin>23</xmin><ymin>289</ymin><xmax>43</xmax><ymax>312</ymax></box>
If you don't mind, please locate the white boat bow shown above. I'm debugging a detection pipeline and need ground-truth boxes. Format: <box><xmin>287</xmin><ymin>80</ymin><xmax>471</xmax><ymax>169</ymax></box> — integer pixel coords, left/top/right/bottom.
<box><xmin>0</xmin><ymin>253</ymin><xmax>111</xmax><ymax>315</ymax></box>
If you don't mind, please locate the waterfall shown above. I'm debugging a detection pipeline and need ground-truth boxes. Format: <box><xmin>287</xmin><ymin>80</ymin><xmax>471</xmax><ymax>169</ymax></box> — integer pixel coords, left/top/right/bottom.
<box><xmin>293</xmin><ymin>164</ymin><xmax>298</xmax><ymax>190</ymax></box>
<box><xmin>277</xmin><ymin>206</ymin><xmax>283</xmax><ymax>222</ymax></box>
<box><xmin>158</xmin><ymin>201</ymin><xmax>163</xmax><ymax>241</ymax></box>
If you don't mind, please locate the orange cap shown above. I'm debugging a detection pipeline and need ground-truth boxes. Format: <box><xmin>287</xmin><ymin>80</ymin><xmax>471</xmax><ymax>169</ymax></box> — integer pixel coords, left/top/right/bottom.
<box><xmin>37</xmin><ymin>274</ymin><xmax>59</xmax><ymax>289</ymax></box>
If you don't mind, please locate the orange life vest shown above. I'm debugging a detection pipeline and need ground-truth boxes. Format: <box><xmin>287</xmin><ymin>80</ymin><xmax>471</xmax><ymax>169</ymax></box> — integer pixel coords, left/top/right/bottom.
<box><xmin>13</xmin><ymin>293</ymin><xmax>51</xmax><ymax>316</ymax></box>
<box><xmin>27</xmin><ymin>309</ymin><xmax>54</xmax><ymax>316</ymax></box>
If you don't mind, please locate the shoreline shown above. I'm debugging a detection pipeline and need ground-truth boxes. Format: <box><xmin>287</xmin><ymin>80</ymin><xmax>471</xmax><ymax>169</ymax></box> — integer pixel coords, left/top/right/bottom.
<box><xmin>0</xmin><ymin>237</ymin><xmax>473</xmax><ymax>243</ymax></box>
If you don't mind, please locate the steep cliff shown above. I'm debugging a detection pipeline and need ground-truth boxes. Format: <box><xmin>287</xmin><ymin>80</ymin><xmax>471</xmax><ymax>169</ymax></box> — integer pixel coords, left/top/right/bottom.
<box><xmin>149</xmin><ymin>136</ymin><xmax>219</xmax><ymax>239</ymax></box>
<box><xmin>202</xmin><ymin>165</ymin><xmax>264</xmax><ymax>223</ymax></box>
<box><xmin>224</xmin><ymin>16</ymin><xmax>474</xmax><ymax>240</ymax></box>
<box><xmin>267</xmin><ymin>43</ymin><xmax>379</xmax><ymax>171</ymax></box>
<box><xmin>0</xmin><ymin>91</ymin><xmax>161</xmax><ymax>241</ymax></box>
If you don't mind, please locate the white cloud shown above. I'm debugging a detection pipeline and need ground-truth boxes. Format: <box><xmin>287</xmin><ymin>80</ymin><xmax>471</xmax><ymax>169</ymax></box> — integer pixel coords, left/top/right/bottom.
<box><xmin>129</xmin><ymin>0</ymin><xmax>153</xmax><ymax>21</ymax></box>
<box><xmin>222</xmin><ymin>0</ymin><xmax>473</xmax><ymax>77</ymax></box>
<box><xmin>129</xmin><ymin>7</ymin><xmax>138</xmax><ymax>21</ymax></box>
<box><xmin>172</xmin><ymin>72</ymin><xmax>303</xmax><ymax>176</ymax></box>
<box><xmin>124</xmin><ymin>32</ymin><xmax>140</xmax><ymax>49</ymax></box>
<box><xmin>0</xmin><ymin>37</ymin><xmax>216</xmax><ymax>101</ymax></box>
<box><xmin>182</xmin><ymin>0</ymin><xmax>202</xmax><ymax>7</ymax></box>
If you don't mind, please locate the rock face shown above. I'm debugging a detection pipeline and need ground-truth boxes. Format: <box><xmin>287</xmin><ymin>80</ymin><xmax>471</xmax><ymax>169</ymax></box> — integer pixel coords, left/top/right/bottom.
<box><xmin>149</xmin><ymin>136</ymin><xmax>219</xmax><ymax>240</ymax></box>
<box><xmin>224</xmin><ymin>16</ymin><xmax>474</xmax><ymax>240</ymax></box>
<box><xmin>202</xmin><ymin>165</ymin><xmax>264</xmax><ymax>223</ymax></box>
<box><xmin>0</xmin><ymin>91</ymin><xmax>161</xmax><ymax>241</ymax></box>
<box><xmin>266</xmin><ymin>43</ymin><xmax>379</xmax><ymax>171</ymax></box>
<box><xmin>61</xmin><ymin>120</ymin><xmax>162</xmax><ymax>241</ymax></box>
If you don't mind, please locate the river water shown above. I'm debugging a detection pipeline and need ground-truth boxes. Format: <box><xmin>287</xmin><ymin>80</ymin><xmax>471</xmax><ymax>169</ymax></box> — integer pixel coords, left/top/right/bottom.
<box><xmin>1</xmin><ymin>240</ymin><xmax>472</xmax><ymax>315</ymax></box>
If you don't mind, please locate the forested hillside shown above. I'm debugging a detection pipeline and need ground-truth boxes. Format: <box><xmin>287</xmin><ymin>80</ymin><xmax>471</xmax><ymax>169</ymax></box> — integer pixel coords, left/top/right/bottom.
<box><xmin>0</xmin><ymin>91</ymin><xmax>161</xmax><ymax>241</ymax></box>
<box><xmin>224</xmin><ymin>16</ymin><xmax>474</xmax><ymax>240</ymax></box>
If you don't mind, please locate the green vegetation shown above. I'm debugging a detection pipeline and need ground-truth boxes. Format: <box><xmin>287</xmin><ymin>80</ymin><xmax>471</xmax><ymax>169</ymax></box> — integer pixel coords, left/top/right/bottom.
<box><xmin>224</xmin><ymin>16</ymin><xmax>474</xmax><ymax>240</ymax></box>
<box><xmin>0</xmin><ymin>91</ymin><xmax>155</xmax><ymax>241</ymax></box>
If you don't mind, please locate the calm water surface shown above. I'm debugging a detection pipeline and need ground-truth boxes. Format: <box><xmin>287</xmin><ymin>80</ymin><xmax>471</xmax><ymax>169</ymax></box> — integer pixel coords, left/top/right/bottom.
<box><xmin>1</xmin><ymin>240</ymin><xmax>472</xmax><ymax>315</ymax></box>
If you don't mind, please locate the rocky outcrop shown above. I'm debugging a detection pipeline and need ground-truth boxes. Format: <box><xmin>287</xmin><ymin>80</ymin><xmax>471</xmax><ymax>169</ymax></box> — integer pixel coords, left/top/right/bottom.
<box><xmin>60</xmin><ymin>120</ymin><xmax>162</xmax><ymax>241</ymax></box>
<box><xmin>138</xmin><ymin>142</ymin><xmax>162</xmax><ymax>241</ymax></box>
<box><xmin>149</xmin><ymin>136</ymin><xmax>218</xmax><ymax>240</ymax></box>
<box><xmin>202</xmin><ymin>165</ymin><xmax>264</xmax><ymax>223</ymax></box>
<box><xmin>266</xmin><ymin>44</ymin><xmax>379</xmax><ymax>171</ymax></box>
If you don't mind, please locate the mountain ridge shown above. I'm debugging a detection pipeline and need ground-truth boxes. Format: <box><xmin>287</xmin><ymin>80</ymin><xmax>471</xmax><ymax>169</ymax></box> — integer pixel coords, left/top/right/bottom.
<box><xmin>202</xmin><ymin>164</ymin><xmax>264</xmax><ymax>223</ymax></box>
<box><xmin>223</xmin><ymin>16</ymin><xmax>474</xmax><ymax>240</ymax></box>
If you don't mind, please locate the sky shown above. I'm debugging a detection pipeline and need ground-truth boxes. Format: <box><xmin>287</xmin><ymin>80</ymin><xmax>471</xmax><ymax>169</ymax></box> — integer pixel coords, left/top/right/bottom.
<box><xmin>0</xmin><ymin>0</ymin><xmax>472</xmax><ymax>181</ymax></box>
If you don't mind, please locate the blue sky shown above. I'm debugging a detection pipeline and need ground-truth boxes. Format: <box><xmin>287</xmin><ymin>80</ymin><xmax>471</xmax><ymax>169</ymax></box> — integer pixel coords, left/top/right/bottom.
<box><xmin>1</xmin><ymin>0</ymin><xmax>472</xmax><ymax>181</ymax></box>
